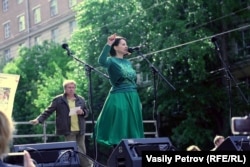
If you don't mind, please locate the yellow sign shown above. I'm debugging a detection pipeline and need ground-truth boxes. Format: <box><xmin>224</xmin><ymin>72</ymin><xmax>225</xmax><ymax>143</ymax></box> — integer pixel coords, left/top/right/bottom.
<box><xmin>0</xmin><ymin>73</ymin><xmax>20</xmax><ymax>119</ymax></box>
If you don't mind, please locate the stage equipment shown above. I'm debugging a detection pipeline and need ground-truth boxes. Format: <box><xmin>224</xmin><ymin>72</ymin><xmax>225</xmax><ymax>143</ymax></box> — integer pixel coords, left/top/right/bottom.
<box><xmin>215</xmin><ymin>136</ymin><xmax>250</xmax><ymax>151</ymax></box>
<box><xmin>62</xmin><ymin>43</ymin><xmax>109</xmax><ymax>163</ymax></box>
<box><xmin>12</xmin><ymin>141</ymin><xmax>80</xmax><ymax>167</ymax></box>
<box><xmin>211</xmin><ymin>37</ymin><xmax>249</xmax><ymax>134</ymax></box>
<box><xmin>133</xmin><ymin>48</ymin><xmax>176</xmax><ymax>137</ymax></box>
<box><xmin>231</xmin><ymin>115</ymin><xmax>250</xmax><ymax>135</ymax></box>
<box><xmin>107</xmin><ymin>137</ymin><xmax>176</xmax><ymax>167</ymax></box>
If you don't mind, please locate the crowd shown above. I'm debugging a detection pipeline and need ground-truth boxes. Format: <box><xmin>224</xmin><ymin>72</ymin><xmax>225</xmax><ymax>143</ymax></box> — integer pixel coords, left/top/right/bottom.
<box><xmin>186</xmin><ymin>135</ymin><xmax>225</xmax><ymax>151</ymax></box>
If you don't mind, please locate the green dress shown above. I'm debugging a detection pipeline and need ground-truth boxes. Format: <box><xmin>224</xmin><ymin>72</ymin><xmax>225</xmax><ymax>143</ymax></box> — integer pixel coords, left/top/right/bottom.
<box><xmin>94</xmin><ymin>44</ymin><xmax>144</xmax><ymax>146</ymax></box>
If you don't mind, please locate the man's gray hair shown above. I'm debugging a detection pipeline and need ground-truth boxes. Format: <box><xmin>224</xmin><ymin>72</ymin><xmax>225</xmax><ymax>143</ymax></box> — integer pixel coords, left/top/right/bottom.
<box><xmin>63</xmin><ymin>80</ymin><xmax>76</xmax><ymax>88</ymax></box>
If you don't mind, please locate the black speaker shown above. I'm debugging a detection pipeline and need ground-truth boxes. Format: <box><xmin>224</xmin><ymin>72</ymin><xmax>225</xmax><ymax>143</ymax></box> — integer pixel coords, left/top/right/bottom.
<box><xmin>107</xmin><ymin>137</ymin><xmax>175</xmax><ymax>167</ymax></box>
<box><xmin>215</xmin><ymin>136</ymin><xmax>250</xmax><ymax>151</ymax></box>
<box><xmin>12</xmin><ymin>141</ymin><xmax>80</xmax><ymax>167</ymax></box>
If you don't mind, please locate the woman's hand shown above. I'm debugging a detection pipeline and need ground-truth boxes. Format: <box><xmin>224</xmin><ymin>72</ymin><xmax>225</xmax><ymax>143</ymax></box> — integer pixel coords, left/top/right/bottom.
<box><xmin>107</xmin><ymin>33</ymin><xmax>116</xmax><ymax>46</ymax></box>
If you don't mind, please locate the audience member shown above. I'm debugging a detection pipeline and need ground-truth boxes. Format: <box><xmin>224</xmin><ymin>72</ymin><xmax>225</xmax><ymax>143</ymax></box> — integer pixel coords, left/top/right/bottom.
<box><xmin>0</xmin><ymin>111</ymin><xmax>35</xmax><ymax>167</ymax></box>
<box><xmin>186</xmin><ymin>145</ymin><xmax>201</xmax><ymax>151</ymax></box>
<box><xmin>211</xmin><ymin>135</ymin><xmax>225</xmax><ymax>151</ymax></box>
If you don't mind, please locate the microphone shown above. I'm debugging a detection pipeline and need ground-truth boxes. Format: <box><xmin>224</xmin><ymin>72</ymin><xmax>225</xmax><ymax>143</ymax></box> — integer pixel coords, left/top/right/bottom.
<box><xmin>211</xmin><ymin>37</ymin><xmax>220</xmax><ymax>50</ymax></box>
<box><xmin>128</xmin><ymin>46</ymin><xmax>142</xmax><ymax>53</ymax></box>
<box><xmin>61</xmin><ymin>43</ymin><xmax>71</xmax><ymax>56</ymax></box>
<box><xmin>211</xmin><ymin>37</ymin><xmax>217</xmax><ymax>43</ymax></box>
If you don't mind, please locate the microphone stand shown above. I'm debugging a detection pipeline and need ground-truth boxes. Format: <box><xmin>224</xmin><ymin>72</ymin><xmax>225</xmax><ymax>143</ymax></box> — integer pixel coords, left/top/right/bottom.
<box><xmin>135</xmin><ymin>50</ymin><xmax>176</xmax><ymax>137</ymax></box>
<box><xmin>211</xmin><ymin>38</ymin><xmax>249</xmax><ymax>125</ymax></box>
<box><xmin>66</xmin><ymin>51</ymin><xmax>109</xmax><ymax>166</ymax></box>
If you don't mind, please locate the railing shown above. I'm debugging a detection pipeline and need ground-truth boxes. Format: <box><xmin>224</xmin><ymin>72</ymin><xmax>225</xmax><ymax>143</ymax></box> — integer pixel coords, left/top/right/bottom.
<box><xmin>13</xmin><ymin>120</ymin><xmax>157</xmax><ymax>143</ymax></box>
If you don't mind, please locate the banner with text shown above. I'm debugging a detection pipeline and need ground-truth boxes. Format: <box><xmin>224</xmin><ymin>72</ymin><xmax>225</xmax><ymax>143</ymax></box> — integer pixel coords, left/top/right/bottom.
<box><xmin>0</xmin><ymin>73</ymin><xmax>20</xmax><ymax>119</ymax></box>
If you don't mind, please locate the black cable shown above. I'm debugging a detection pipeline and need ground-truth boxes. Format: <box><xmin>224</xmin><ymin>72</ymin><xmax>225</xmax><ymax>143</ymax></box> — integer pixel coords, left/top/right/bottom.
<box><xmin>52</xmin><ymin>149</ymin><xmax>76</xmax><ymax>167</ymax></box>
<box><xmin>25</xmin><ymin>147</ymin><xmax>45</xmax><ymax>167</ymax></box>
<box><xmin>74</xmin><ymin>150</ymin><xmax>107</xmax><ymax>167</ymax></box>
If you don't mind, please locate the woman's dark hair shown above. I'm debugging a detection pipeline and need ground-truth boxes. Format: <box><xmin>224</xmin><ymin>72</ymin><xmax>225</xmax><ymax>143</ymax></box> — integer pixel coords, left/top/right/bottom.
<box><xmin>110</xmin><ymin>36</ymin><xmax>127</xmax><ymax>56</ymax></box>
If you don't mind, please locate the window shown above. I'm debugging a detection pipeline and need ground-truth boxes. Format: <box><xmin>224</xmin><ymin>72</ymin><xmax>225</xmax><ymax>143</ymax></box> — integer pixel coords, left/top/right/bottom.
<box><xmin>17</xmin><ymin>0</ymin><xmax>23</xmax><ymax>4</ymax></box>
<box><xmin>3</xmin><ymin>0</ymin><xmax>8</xmax><ymax>12</ymax></box>
<box><xmin>4</xmin><ymin>49</ymin><xmax>11</xmax><ymax>61</ymax></box>
<box><xmin>69</xmin><ymin>0</ymin><xmax>77</xmax><ymax>8</ymax></box>
<box><xmin>51</xmin><ymin>28</ymin><xmax>59</xmax><ymax>42</ymax></box>
<box><xmin>18</xmin><ymin>43</ymin><xmax>25</xmax><ymax>48</ymax></box>
<box><xmin>69</xmin><ymin>20</ymin><xmax>76</xmax><ymax>33</ymax></box>
<box><xmin>34</xmin><ymin>36</ymin><xmax>41</xmax><ymax>45</ymax></box>
<box><xmin>33</xmin><ymin>7</ymin><xmax>41</xmax><ymax>24</ymax></box>
<box><xmin>50</xmin><ymin>0</ymin><xmax>58</xmax><ymax>17</ymax></box>
<box><xmin>4</xmin><ymin>22</ymin><xmax>10</xmax><ymax>39</ymax></box>
<box><xmin>18</xmin><ymin>15</ymin><xmax>26</xmax><ymax>31</ymax></box>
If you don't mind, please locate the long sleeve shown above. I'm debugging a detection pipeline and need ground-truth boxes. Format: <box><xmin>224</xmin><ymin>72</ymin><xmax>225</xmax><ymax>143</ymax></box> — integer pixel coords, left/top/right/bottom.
<box><xmin>37</xmin><ymin>98</ymin><xmax>58</xmax><ymax>123</ymax></box>
<box><xmin>98</xmin><ymin>44</ymin><xmax>111</xmax><ymax>67</ymax></box>
<box><xmin>78</xmin><ymin>96</ymin><xmax>89</xmax><ymax>118</ymax></box>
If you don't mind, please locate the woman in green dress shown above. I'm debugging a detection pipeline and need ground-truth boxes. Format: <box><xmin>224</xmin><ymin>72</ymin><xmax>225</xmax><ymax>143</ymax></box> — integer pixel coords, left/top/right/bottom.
<box><xmin>94</xmin><ymin>33</ymin><xmax>144</xmax><ymax>147</ymax></box>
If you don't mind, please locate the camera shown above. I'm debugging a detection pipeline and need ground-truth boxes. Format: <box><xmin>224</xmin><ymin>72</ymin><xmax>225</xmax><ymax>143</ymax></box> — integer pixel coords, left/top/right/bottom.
<box><xmin>3</xmin><ymin>152</ymin><xmax>24</xmax><ymax>166</ymax></box>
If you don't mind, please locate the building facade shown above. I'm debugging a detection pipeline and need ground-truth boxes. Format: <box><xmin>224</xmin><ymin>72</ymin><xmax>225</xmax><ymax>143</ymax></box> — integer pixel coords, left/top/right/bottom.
<box><xmin>0</xmin><ymin>0</ymin><xmax>82</xmax><ymax>63</ymax></box>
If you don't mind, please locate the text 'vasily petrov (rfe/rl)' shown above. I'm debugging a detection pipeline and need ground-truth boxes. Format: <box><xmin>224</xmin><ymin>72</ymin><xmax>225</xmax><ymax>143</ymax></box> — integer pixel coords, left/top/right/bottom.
<box><xmin>142</xmin><ymin>153</ymin><xmax>247</xmax><ymax>166</ymax></box>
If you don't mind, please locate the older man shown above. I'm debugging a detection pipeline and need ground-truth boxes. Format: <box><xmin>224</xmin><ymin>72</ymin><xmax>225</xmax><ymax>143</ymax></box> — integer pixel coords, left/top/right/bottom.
<box><xmin>30</xmin><ymin>80</ymin><xmax>92</xmax><ymax>167</ymax></box>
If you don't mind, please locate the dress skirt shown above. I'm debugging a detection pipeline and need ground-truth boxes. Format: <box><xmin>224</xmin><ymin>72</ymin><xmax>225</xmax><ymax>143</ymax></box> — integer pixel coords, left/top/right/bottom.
<box><xmin>94</xmin><ymin>91</ymin><xmax>144</xmax><ymax>146</ymax></box>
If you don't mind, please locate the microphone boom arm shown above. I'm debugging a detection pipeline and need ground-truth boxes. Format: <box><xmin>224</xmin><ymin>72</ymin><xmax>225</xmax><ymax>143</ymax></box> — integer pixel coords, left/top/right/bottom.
<box><xmin>61</xmin><ymin>44</ymin><xmax>109</xmax><ymax>79</ymax></box>
<box><xmin>135</xmin><ymin>50</ymin><xmax>176</xmax><ymax>137</ymax></box>
<box><xmin>62</xmin><ymin>44</ymin><xmax>109</xmax><ymax>164</ymax></box>
<box><xmin>211</xmin><ymin>38</ymin><xmax>249</xmax><ymax>105</ymax></box>
<box><xmin>70</xmin><ymin>56</ymin><xmax>109</xmax><ymax>79</ymax></box>
<box><xmin>137</xmin><ymin>51</ymin><xmax>176</xmax><ymax>91</ymax></box>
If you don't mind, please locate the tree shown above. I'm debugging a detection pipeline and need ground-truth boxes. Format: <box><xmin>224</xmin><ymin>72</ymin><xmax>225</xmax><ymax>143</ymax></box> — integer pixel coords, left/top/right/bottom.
<box><xmin>2</xmin><ymin>0</ymin><xmax>249</xmax><ymax>152</ymax></box>
<box><xmin>70</xmin><ymin>0</ymin><xmax>250</xmax><ymax>151</ymax></box>
<box><xmin>3</xmin><ymin>41</ymin><xmax>77</xmax><ymax>144</ymax></box>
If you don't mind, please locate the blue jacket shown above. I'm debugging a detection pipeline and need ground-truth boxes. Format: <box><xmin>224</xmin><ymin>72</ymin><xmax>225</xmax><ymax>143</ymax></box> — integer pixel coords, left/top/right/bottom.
<box><xmin>37</xmin><ymin>93</ymin><xmax>89</xmax><ymax>135</ymax></box>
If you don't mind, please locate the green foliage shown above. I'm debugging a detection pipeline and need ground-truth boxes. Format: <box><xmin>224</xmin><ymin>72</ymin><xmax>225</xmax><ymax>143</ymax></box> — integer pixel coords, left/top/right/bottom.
<box><xmin>3</xmin><ymin>41</ymin><xmax>75</xmax><ymax>144</ymax></box>
<box><xmin>70</xmin><ymin>0</ymin><xmax>250</xmax><ymax>151</ymax></box>
<box><xmin>1</xmin><ymin>0</ymin><xmax>249</xmax><ymax>151</ymax></box>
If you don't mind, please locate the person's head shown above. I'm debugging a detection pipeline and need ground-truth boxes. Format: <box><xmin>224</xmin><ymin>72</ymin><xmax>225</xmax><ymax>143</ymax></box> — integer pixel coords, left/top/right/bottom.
<box><xmin>110</xmin><ymin>36</ymin><xmax>128</xmax><ymax>57</ymax></box>
<box><xmin>63</xmin><ymin>80</ymin><xmax>76</xmax><ymax>96</ymax></box>
<box><xmin>186</xmin><ymin>145</ymin><xmax>201</xmax><ymax>151</ymax></box>
<box><xmin>0</xmin><ymin>111</ymin><xmax>14</xmax><ymax>156</ymax></box>
<box><xmin>213</xmin><ymin>135</ymin><xmax>225</xmax><ymax>147</ymax></box>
